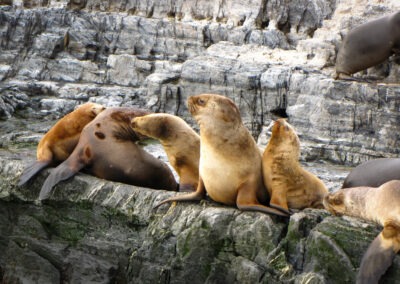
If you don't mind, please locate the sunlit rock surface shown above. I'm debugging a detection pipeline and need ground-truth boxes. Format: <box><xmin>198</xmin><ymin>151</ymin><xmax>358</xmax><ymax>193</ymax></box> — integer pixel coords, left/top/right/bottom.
<box><xmin>1</xmin><ymin>0</ymin><xmax>400</xmax><ymax>282</ymax></box>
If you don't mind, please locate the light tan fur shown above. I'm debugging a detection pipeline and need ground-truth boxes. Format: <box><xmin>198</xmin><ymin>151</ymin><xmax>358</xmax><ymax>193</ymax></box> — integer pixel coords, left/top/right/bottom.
<box><xmin>324</xmin><ymin>180</ymin><xmax>400</xmax><ymax>284</ymax></box>
<box><xmin>131</xmin><ymin>113</ymin><xmax>200</xmax><ymax>192</ymax></box>
<box><xmin>155</xmin><ymin>94</ymin><xmax>288</xmax><ymax>217</ymax></box>
<box><xmin>262</xmin><ymin>119</ymin><xmax>328</xmax><ymax>211</ymax></box>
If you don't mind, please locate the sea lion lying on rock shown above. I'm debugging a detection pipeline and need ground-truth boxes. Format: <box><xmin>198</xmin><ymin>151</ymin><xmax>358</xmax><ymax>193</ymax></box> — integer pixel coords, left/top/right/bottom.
<box><xmin>156</xmin><ymin>94</ymin><xmax>288</xmax><ymax>217</ymax></box>
<box><xmin>262</xmin><ymin>119</ymin><xmax>328</xmax><ymax>212</ymax></box>
<box><xmin>131</xmin><ymin>113</ymin><xmax>200</xmax><ymax>192</ymax></box>
<box><xmin>342</xmin><ymin>158</ymin><xmax>400</xmax><ymax>188</ymax></box>
<box><xmin>335</xmin><ymin>11</ymin><xmax>400</xmax><ymax>80</ymax></box>
<box><xmin>18</xmin><ymin>102</ymin><xmax>106</xmax><ymax>186</ymax></box>
<box><xmin>39</xmin><ymin>107</ymin><xmax>178</xmax><ymax>200</ymax></box>
<box><xmin>324</xmin><ymin>180</ymin><xmax>400</xmax><ymax>284</ymax></box>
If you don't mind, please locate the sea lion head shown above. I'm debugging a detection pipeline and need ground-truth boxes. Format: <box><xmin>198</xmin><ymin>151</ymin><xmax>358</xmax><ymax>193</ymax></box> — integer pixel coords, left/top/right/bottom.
<box><xmin>270</xmin><ymin>119</ymin><xmax>300</xmax><ymax>153</ymax></box>
<box><xmin>78</xmin><ymin>102</ymin><xmax>106</xmax><ymax>118</ymax></box>
<box><xmin>131</xmin><ymin>113</ymin><xmax>172</xmax><ymax>140</ymax></box>
<box><xmin>187</xmin><ymin>94</ymin><xmax>241</xmax><ymax>127</ymax></box>
<box><xmin>323</xmin><ymin>190</ymin><xmax>346</xmax><ymax>216</ymax></box>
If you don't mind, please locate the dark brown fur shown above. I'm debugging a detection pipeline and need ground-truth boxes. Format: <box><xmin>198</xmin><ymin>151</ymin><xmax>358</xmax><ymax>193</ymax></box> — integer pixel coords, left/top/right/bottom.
<box><xmin>39</xmin><ymin>107</ymin><xmax>177</xmax><ymax>200</ymax></box>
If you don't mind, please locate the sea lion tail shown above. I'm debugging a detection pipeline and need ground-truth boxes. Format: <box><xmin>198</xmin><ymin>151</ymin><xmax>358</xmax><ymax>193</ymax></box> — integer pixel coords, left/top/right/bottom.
<box><xmin>39</xmin><ymin>162</ymin><xmax>82</xmax><ymax>201</ymax></box>
<box><xmin>356</xmin><ymin>221</ymin><xmax>400</xmax><ymax>284</ymax></box>
<box><xmin>18</xmin><ymin>160</ymin><xmax>50</xmax><ymax>186</ymax></box>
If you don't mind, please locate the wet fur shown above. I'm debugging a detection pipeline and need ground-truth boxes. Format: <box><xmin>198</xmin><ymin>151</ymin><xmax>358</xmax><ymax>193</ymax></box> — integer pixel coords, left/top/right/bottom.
<box><xmin>39</xmin><ymin>107</ymin><xmax>177</xmax><ymax>200</ymax></box>
<box><xmin>18</xmin><ymin>102</ymin><xmax>105</xmax><ymax>186</ymax></box>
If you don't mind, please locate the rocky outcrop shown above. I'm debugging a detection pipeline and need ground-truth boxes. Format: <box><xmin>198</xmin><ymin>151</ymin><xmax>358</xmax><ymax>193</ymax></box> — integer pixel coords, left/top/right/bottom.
<box><xmin>2</xmin><ymin>0</ymin><xmax>400</xmax><ymax>282</ymax></box>
<box><xmin>1</xmin><ymin>156</ymin><xmax>399</xmax><ymax>283</ymax></box>
<box><xmin>1</xmin><ymin>0</ymin><xmax>400</xmax><ymax>164</ymax></box>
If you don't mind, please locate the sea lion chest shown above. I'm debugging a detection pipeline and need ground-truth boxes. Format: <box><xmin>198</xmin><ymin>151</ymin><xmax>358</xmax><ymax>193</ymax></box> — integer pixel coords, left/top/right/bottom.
<box><xmin>199</xmin><ymin>142</ymin><xmax>245</xmax><ymax>206</ymax></box>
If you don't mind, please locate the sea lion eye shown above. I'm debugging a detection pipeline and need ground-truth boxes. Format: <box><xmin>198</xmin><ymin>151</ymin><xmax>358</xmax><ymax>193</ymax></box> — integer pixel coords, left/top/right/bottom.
<box><xmin>197</xmin><ymin>98</ymin><xmax>206</xmax><ymax>106</ymax></box>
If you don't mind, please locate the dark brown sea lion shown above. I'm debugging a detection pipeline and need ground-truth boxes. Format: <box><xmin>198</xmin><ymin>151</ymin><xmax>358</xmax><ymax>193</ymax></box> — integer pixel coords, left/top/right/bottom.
<box><xmin>324</xmin><ymin>180</ymin><xmax>400</xmax><ymax>284</ymax></box>
<box><xmin>262</xmin><ymin>119</ymin><xmax>328</xmax><ymax>212</ymax></box>
<box><xmin>155</xmin><ymin>94</ymin><xmax>289</xmax><ymax>217</ymax></box>
<box><xmin>342</xmin><ymin>158</ymin><xmax>400</xmax><ymax>188</ymax></box>
<box><xmin>18</xmin><ymin>102</ymin><xmax>106</xmax><ymax>186</ymax></box>
<box><xmin>39</xmin><ymin>107</ymin><xmax>178</xmax><ymax>200</ymax></box>
<box><xmin>131</xmin><ymin>113</ymin><xmax>200</xmax><ymax>192</ymax></box>
<box><xmin>335</xmin><ymin>11</ymin><xmax>400</xmax><ymax>79</ymax></box>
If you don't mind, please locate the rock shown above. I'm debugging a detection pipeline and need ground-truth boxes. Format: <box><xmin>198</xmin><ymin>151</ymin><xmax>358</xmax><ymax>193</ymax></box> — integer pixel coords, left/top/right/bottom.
<box><xmin>0</xmin><ymin>155</ymin><xmax>399</xmax><ymax>283</ymax></box>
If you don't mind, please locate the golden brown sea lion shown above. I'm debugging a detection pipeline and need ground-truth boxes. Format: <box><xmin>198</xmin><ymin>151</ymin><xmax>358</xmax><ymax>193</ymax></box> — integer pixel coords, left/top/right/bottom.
<box><xmin>155</xmin><ymin>94</ymin><xmax>289</xmax><ymax>217</ymax></box>
<box><xmin>335</xmin><ymin>11</ymin><xmax>400</xmax><ymax>79</ymax></box>
<box><xmin>39</xmin><ymin>107</ymin><xmax>178</xmax><ymax>200</ymax></box>
<box><xmin>18</xmin><ymin>102</ymin><xmax>106</xmax><ymax>186</ymax></box>
<box><xmin>131</xmin><ymin>113</ymin><xmax>200</xmax><ymax>192</ymax></box>
<box><xmin>323</xmin><ymin>180</ymin><xmax>400</xmax><ymax>284</ymax></box>
<box><xmin>262</xmin><ymin>119</ymin><xmax>328</xmax><ymax>212</ymax></box>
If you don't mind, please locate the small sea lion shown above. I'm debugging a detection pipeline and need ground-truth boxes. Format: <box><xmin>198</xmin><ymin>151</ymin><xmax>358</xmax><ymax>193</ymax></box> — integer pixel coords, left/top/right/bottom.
<box><xmin>335</xmin><ymin>11</ymin><xmax>400</xmax><ymax>79</ymax></box>
<box><xmin>155</xmin><ymin>94</ymin><xmax>289</xmax><ymax>217</ymax></box>
<box><xmin>39</xmin><ymin>107</ymin><xmax>178</xmax><ymax>200</ymax></box>
<box><xmin>342</xmin><ymin>158</ymin><xmax>400</xmax><ymax>188</ymax></box>
<box><xmin>18</xmin><ymin>102</ymin><xmax>106</xmax><ymax>186</ymax></box>
<box><xmin>324</xmin><ymin>180</ymin><xmax>400</xmax><ymax>284</ymax></box>
<box><xmin>131</xmin><ymin>113</ymin><xmax>200</xmax><ymax>192</ymax></box>
<box><xmin>262</xmin><ymin>119</ymin><xmax>328</xmax><ymax>212</ymax></box>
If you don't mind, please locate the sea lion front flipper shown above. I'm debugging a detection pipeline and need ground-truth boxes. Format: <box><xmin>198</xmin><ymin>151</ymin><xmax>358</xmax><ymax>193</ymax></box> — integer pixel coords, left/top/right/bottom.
<box><xmin>236</xmin><ymin>180</ymin><xmax>289</xmax><ymax>217</ymax></box>
<box><xmin>18</xmin><ymin>160</ymin><xmax>50</xmax><ymax>186</ymax></box>
<box><xmin>154</xmin><ymin>177</ymin><xmax>206</xmax><ymax>209</ymax></box>
<box><xmin>356</xmin><ymin>221</ymin><xmax>400</xmax><ymax>284</ymax></box>
<box><xmin>39</xmin><ymin>154</ymin><xmax>87</xmax><ymax>201</ymax></box>
<box><xmin>269</xmin><ymin>184</ymin><xmax>291</xmax><ymax>215</ymax></box>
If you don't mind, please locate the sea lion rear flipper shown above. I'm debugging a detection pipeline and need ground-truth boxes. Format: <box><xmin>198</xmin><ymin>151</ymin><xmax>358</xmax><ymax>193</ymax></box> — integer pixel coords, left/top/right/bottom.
<box><xmin>39</xmin><ymin>158</ymin><xmax>85</xmax><ymax>201</ymax></box>
<box><xmin>154</xmin><ymin>177</ymin><xmax>206</xmax><ymax>209</ymax></box>
<box><xmin>356</xmin><ymin>222</ymin><xmax>400</xmax><ymax>284</ymax></box>
<box><xmin>236</xmin><ymin>180</ymin><xmax>289</xmax><ymax>217</ymax></box>
<box><xmin>18</xmin><ymin>160</ymin><xmax>50</xmax><ymax>186</ymax></box>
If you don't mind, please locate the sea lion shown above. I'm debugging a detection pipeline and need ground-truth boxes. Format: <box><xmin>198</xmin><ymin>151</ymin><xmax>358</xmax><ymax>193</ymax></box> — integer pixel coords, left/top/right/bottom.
<box><xmin>18</xmin><ymin>102</ymin><xmax>106</xmax><ymax>186</ymax></box>
<box><xmin>323</xmin><ymin>180</ymin><xmax>400</xmax><ymax>284</ymax></box>
<box><xmin>155</xmin><ymin>94</ymin><xmax>289</xmax><ymax>217</ymax></box>
<box><xmin>335</xmin><ymin>11</ymin><xmax>400</xmax><ymax>79</ymax></box>
<box><xmin>39</xmin><ymin>107</ymin><xmax>178</xmax><ymax>200</ymax></box>
<box><xmin>131</xmin><ymin>113</ymin><xmax>200</xmax><ymax>192</ymax></box>
<box><xmin>342</xmin><ymin>158</ymin><xmax>400</xmax><ymax>188</ymax></box>
<box><xmin>262</xmin><ymin>119</ymin><xmax>328</xmax><ymax>212</ymax></box>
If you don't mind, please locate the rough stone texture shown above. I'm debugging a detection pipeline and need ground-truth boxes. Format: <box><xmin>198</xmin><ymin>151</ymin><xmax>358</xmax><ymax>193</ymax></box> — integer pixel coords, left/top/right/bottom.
<box><xmin>1</xmin><ymin>0</ymin><xmax>400</xmax><ymax>282</ymax></box>
<box><xmin>1</xmin><ymin>156</ymin><xmax>399</xmax><ymax>283</ymax></box>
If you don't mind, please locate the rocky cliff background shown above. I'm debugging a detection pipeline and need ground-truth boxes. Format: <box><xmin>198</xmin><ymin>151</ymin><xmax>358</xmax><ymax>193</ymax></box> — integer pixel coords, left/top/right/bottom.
<box><xmin>1</xmin><ymin>0</ymin><xmax>400</xmax><ymax>283</ymax></box>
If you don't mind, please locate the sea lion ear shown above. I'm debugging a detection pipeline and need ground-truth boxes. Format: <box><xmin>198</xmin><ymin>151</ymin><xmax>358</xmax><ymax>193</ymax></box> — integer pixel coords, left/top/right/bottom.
<box><xmin>333</xmin><ymin>192</ymin><xmax>344</xmax><ymax>205</ymax></box>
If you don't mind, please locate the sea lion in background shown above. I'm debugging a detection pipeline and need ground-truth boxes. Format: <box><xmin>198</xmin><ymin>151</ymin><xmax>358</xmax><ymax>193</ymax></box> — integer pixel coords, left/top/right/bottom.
<box><xmin>335</xmin><ymin>11</ymin><xmax>400</xmax><ymax>79</ymax></box>
<box><xmin>262</xmin><ymin>119</ymin><xmax>328</xmax><ymax>212</ymax></box>
<box><xmin>342</xmin><ymin>158</ymin><xmax>400</xmax><ymax>188</ymax></box>
<box><xmin>155</xmin><ymin>94</ymin><xmax>288</xmax><ymax>217</ymax></box>
<box><xmin>18</xmin><ymin>102</ymin><xmax>106</xmax><ymax>186</ymax></box>
<box><xmin>39</xmin><ymin>107</ymin><xmax>178</xmax><ymax>201</ymax></box>
<box><xmin>131</xmin><ymin>113</ymin><xmax>200</xmax><ymax>192</ymax></box>
<box><xmin>323</xmin><ymin>180</ymin><xmax>400</xmax><ymax>284</ymax></box>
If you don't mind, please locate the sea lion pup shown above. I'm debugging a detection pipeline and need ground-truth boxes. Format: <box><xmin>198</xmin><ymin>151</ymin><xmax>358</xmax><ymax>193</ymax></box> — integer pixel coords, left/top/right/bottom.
<box><xmin>131</xmin><ymin>113</ymin><xmax>200</xmax><ymax>192</ymax></box>
<box><xmin>262</xmin><ymin>119</ymin><xmax>328</xmax><ymax>212</ymax></box>
<box><xmin>323</xmin><ymin>180</ymin><xmax>400</xmax><ymax>284</ymax></box>
<box><xmin>155</xmin><ymin>94</ymin><xmax>288</xmax><ymax>217</ymax></box>
<box><xmin>18</xmin><ymin>102</ymin><xmax>106</xmax><ymax>186</ymax></box>
<box><xmin>342</xmin><ymin>158</ymin><xmax>400</xmax><ymax>188</ymax></box>
<box><xmin>39</xmin><ymin>107</ymin><xmax>178</xmax><ymax>201</ymax></box>
<box><xmin>335</xmin><ymin>11</ymin><xmax>400</xmax><ymax>80</ymax></box>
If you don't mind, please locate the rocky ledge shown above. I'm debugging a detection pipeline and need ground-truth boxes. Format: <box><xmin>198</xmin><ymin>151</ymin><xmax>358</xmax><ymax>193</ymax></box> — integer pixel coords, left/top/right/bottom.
<box><xmin>1</xmin><ymin>155</ymin><xmax>399</xmax><ymax>283</ymax></box>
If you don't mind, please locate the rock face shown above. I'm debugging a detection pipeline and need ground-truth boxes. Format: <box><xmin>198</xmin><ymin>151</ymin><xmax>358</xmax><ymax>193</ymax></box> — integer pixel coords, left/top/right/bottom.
<box><xmin>1</xmin><ymin>157</ymin><xmax>399</xmax><ymax>283</ymax></box>
<box><xmin>1</xmin><ymin>0</ymin><xmax>400</xmax><ymax>283</ymax></box>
